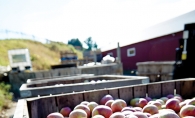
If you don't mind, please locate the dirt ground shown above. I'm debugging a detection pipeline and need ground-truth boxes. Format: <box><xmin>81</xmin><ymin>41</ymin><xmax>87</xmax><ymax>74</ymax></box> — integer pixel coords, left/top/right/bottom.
<box><xmin>0</xmin><ymin>101</ymin><xmax>17</xmax><ymax>118</ymax></box>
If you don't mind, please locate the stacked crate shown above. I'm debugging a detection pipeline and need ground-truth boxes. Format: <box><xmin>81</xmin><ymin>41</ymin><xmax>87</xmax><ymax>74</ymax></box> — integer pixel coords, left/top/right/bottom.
<box><xmin>136</xmin><ymin>61</ymin><xmax>175</xmax><ymax>82</ymax></box>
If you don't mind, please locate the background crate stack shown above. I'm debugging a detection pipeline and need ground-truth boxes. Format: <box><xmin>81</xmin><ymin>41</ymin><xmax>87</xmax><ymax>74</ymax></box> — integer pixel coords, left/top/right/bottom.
<box><xmin>136</xmin><ymin>61</ymin><xmax>175</xmax><ymax>82</ymax></box>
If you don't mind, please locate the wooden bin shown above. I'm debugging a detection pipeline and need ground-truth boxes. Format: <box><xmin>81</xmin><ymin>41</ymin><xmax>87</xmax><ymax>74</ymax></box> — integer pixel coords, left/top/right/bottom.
<box><xmin>14</xmin><ymin>78</ymin><xmax>195</xmax><ymax>118</ymax></box>
<box><xmin>19</xmin><ymin>75</ymin><xmax>149</xmax><ymax>98</ymax></box>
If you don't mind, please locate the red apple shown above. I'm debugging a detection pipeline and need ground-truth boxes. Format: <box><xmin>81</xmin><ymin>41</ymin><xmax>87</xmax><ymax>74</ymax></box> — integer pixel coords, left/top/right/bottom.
<box><xmin>145</xmin><ymin>97</ymin><xmax>152</xmax><ymax>102</ymax></box>
<box><xmin>142</xmin><ymin>104</ymin><xmax>159</xmax><ymax>115</ymax></box>
<box><xmin>121</xmin><ymin>107</ymin><xmax>136</xmax><ymax>112</ymax></box>
<box><xmin>134</xmin><ymin>107</ymin><xmax>142</xmax><ymax>112</ymax></box>
<box><xmin>138</xmin><ymin>98</ymin><xmax>148</xmax><ymax>108</ymax></box>
<box><xmin>156</xmin><ymin>99</ymin><xmax>165</xmax><ymax>105</ymax></box>
<box><xmin>125</xmin><ymin>114</ymin><xmax>138</xmax><ymax>118</ymax></box>
<box><xmin>100</xmin><ymin>94</ymin><xmax>114</xmax><ymax>105</ymax></box>
<box><xmin>105</xmin><ymin>100</ymin><xmax>114</xmax><ymax>108</ymax></box>
<box><xmin>47</xmin><ymin>112</ymin><xmax>64</xmax><ymax>118</ymax></box>
<box><xmin>174</xmin><ymin>96</ymin><xmax>183</xmax><ymax>102</ymax></box>
<box><xmin>180</xmin><ymin>105</ymin><xmax>195</xmax><ymax>117</ymax></box>
<box><xmin>165</xmin><ymin>98</ymin><xmax>180</xmax><ymax>113</ymax></box>
<box><xmin>122</xmin><ymin>110</ymin><xmax>133</xmax><ymax>116</ymax></box>
<box><xmin>149</xmin><ymin>113</ymin><xmax>159</xmax><ymax>118</ymax></box>
<box><xmin>92</xmin><ymin>105</ymin><xmax>113</xmax><ymax>118</ymax></box>
<box><xmin>111</xmin><ymin>99</ymin><xmax>127</xmax><ymax>113</ymax></box>
<box><xmin>74</xmin><ymin>104</ymin><xmax>90</xmax><ymax>118</ymax></box>
<box><xmin>159</xmin><ymin>111</ymin><xmax>180</xmax><ymax>118</ymax></box>
<box><xmin>143</xmin><ymin>112</ymin><xmax>151</xmax><ymax>117</ymax></box>
<box><xmin>109</xmin><ymin>112</ymin><xmax>125</xmax><ymax>118</ymax></box>
<box><xmin>87</xmin><ymin>102</ymin><xmax>99</xmax><ymax>113</ymax></box>
<box><xmin>132</xmin><ymin>112</ymin><xmax>148</xmax><ymax>118</ymax></box>
<box><xmin>69</xmin><ymin>109</ymin><xmax>87</xmax><ymax>118</ymax></box>
<box><xmin>60</xmin><ymin>107</ymin><xmax>72</xmax><ymax>117</ymax></box>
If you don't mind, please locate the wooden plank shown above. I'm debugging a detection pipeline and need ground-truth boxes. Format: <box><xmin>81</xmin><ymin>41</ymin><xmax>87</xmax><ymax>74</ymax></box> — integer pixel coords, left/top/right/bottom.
<box><xmin>175</xmin><ymin>81</ymin><xmax>181</xmax><ymax>95</ymax></box>
<box><xmin>84</xmin><ymin>89</ymin><xmax>109</xmax><ymax>104</ymax></box>
<box><xmin>56</xmin><ymin>93</ymin><xmax>84</xmax><ymax>110</ymax></box>
<box><xmin>38</xmin><ymin>97</ymin><xmax>58</xmax><ymax>118</ymax></box>
<box><xmin>35</xmin><ymin>72</ymin><xmax>43</xmax><ymax>79</ymax></box>
<box><xmin>147</xmin><ymin>83</ymin><xmax>161</xmax><ymax>99</ymax></box>
<box><xmin>119</xmin><ymin>87</ymin><xmax>133</xmax><ymax>105</ymax></box>
<box><xmin>28</xmin><ymin>99</ymin><xmax>40</xmax><ymax>118</ymax></box>
<box><xmin>133</xmin><ymin>85</ymin><xmax>146</xmax><ymax>98</ymax></box>
<box><xmin>161</xmin><ymin>81</ymin><xmax>175</xmax><ymax>97</ymax></box>
<box><xmin>180</xmin><ymin>80</ymin><xmax>195</xmax><ymax>99</ymax></box>
<box><xmin>108</xmin><ymin>88</ymin><xmax>119</xmax><ymax>99</ymax></box>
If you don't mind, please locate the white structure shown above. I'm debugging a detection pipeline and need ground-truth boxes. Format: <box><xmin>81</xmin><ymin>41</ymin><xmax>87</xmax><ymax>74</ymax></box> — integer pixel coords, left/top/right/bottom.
<box><xmin>8</xmin><ymin>49</ymin><xmax>32</xmax><ymax>71</ymax></box>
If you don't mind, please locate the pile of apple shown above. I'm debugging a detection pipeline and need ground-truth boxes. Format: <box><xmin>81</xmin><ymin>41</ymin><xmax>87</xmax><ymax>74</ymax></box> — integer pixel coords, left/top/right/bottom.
<box><xmin>47</xmin><ymin>94</ymin><xmax>195</xmax><ymax>118</ymax></box>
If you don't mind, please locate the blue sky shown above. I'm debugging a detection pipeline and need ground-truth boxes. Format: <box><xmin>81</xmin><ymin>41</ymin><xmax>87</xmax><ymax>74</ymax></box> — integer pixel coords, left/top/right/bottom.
<box><xmin>0</xmin><ymin>0</ymin><xmax>195</xmax><ymax>49</ymax></box>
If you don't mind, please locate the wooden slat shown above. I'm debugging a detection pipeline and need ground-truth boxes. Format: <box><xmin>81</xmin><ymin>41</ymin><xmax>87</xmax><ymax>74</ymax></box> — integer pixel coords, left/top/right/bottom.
<box><xmin>175</xmin><ymin>81</ymin><xmax>181</xmax><ymax>95</ymax></box>
<box><xmin>180</xmin><ymin>80</ymin><xmax>195</xmax><ymax>99</ymax></box>
<box><xmin>84</xmin><ymin>89</ymin><xmax>108</xmax><ymax>104</ymax></box>
<box><xmin>56</xmin><ymin>93</ymin><xmax>84</xmax><ymax>110</ymax></box>
<box><xmin>28</xmin><ymin>99</ymin><xmax>39</xmax><ymax>118</ymax></box>
<box><xmin>133</xmin><ymin>85</ymin><xmax>146</xmax><ymax>98</ymax></box>
<box><xmin>119</xmin><ymin>87</ymin><xmax>133</xmax><ymax>105</ymax></box>
<box><xmin>38</xmin><ymin>97</ymin><xmax>58</xmax><ymax>118</ymax></box>
<box><xmin>161</xmin><ymin>81</ymin><xmax>175</xmax><ymax>97</ymax></box>
<box><xmin>108</xmin><ymin>88</ymin><xmax>119</xmax><ymax>99</ymax></box>
<box><xmin>147</xmin><ymin>83</ymin><xmax>161</xmax><ymax>99</ymax></box>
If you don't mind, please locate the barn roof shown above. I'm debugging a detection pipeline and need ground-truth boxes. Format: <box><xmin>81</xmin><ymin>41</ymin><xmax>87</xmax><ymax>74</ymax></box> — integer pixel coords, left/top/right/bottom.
<box><xmin>101</xmin><ymin>10</ymin><xmax>195</xmax><ymax>52</ymax></box>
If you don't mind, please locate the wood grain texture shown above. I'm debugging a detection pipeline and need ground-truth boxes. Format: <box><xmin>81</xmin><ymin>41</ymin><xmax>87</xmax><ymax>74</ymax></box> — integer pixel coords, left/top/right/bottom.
<box><xmin>147</xmin><ymin>83</ymin><xmax>161</xmax><ymax>99</ymax></box>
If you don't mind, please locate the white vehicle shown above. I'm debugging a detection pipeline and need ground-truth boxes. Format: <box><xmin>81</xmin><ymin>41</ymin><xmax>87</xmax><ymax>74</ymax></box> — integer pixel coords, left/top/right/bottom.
<box><xmin>8</xmin><ymin>49</ymin><xmax>32</xmax><ymax>72</ymax></box>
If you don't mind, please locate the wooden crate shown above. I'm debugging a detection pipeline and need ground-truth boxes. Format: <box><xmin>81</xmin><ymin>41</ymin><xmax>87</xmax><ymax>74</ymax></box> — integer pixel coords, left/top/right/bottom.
<box><xmin>14</xmin><ymin>78</ymin><xmax>195</xmax><ymax>118</ymax></box>
<box><xmin>19</xmin><ymin>75</ymin><xmax>149</xmax><ymax>98</ymax></box>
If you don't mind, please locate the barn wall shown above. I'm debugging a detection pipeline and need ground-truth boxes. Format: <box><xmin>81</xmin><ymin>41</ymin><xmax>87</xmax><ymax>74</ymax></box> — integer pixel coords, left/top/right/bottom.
<box><xmin>102</xmin><ymin>31</ymin><xmax>183</xmax><ymax>71</ymax></box>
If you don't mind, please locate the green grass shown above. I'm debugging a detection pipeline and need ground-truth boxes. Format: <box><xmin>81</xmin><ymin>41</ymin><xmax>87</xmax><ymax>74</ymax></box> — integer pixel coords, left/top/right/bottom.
<box><xmin>0</xmin><ymin>82</ymin><xmax>12</xmax><ymax>111</ymax></box>
<box><xmin>0</xmin><ymin>39</ymin><xmax>83</xmax><ymax>70</ymax></box>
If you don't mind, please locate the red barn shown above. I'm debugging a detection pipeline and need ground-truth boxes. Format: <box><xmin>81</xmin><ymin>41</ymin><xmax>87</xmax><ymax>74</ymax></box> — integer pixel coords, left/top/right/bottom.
<box><xmin>101</xmin><ymin>10</ymin><xmax>195</xmax><ymax>75</ymax></box>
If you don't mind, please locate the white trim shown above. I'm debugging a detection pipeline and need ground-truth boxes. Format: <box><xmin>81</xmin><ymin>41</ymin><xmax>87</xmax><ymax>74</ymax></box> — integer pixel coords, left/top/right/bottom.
<box><xmin>127</xmin><ymin>48</ymin><xmax>136</xmax><ymax>57</ymax></box>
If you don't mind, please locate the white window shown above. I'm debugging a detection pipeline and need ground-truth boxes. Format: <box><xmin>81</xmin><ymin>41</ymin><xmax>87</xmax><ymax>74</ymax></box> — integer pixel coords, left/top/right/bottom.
<box><xmin>127</xmin><ymin>48</ymin><xmax>136</xmax><ymax>57</ymax></box>
<box><xmin>107</xmin><ymin>52</ymin><xmax>113</xmax><ymax>57</ymax></box>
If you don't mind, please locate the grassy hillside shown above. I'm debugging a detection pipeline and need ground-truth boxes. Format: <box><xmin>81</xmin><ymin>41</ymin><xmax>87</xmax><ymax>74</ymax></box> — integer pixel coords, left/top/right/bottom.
<box><xmin>0</xmin><ymin>39</ymin><xmax>83</xmax><ymax>70</ymax></box>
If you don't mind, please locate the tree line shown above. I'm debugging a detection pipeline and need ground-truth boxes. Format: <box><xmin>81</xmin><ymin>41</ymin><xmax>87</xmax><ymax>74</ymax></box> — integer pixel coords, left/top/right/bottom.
<box><xmin>68</xmin><ymin>37</ymin><xmax>98</xmax><ymax>51</ymax></box>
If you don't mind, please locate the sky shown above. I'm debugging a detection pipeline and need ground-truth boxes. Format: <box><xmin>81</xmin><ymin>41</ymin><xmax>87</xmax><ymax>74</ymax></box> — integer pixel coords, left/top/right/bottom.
<box><xmin>0</xmin><ymin>0</ymin><xmax>195</xmax><ymax>50</ymax></box>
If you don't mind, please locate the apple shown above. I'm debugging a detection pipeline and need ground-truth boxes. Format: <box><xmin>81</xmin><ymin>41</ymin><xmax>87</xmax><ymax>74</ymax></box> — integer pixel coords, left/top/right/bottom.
<box><xmin>156</xmin><ymin>99</ymin><xmax>165</xmax><ymax>105</ymax></box>
<box><xmin>125</xmin><ymin>114</ymin><xmax>138</xmax><ymax>118</ymax></box>
<box><xmin>150</xmin><ymin>101</ymin><xmax>162</xmax><ymax>110</ymax></box>
<box><xmin>149</xmin><ymin>113</ymin><xmax>159</xmax><ymax>118</ymax></box>
<box><xmin>59</xmin><ymin>107</ymin><xmax>72</xmax><ymax>117</ymax></box>
<box><xmin>69</xmin><ymin>109</ymin><xmax>87</xmax><ymax>118</ymax></box>
<box><xmin>81</xmin><ymin>101</ymin><xmax>90</xmax><ymax>105</ymax></box>
<box><xmin>100</xmin><ymin>94</ymin><xmax>114</xmax><ymax>105</ymax></box>
<box><xmin>109</xmin><ymin>112</ymin><xmax>125</xmax><ymax>118</ymax></box>
<box><xmin>134</xmin><ymin>107</ymin><xmax>142</xmax><ymax>112</ymax></box>
<box><xmin>159</xmin><ymin>111</ymin><xmax>180</xmax><ymax>118</ymax></box>
<box><xmin>174</xmin><ymin>96</ymin><xmax>183</xmax><ymax>102</ymax></box>
<box><xmin>179</xmin><ymin>101</ymin><xmax>187</xmax><ymax>109</ymax></box>
<box><xmin>143</xmin><ymin>112</ymin><xmax>151</xmax><ymax>117</ymax></box>
<box><xmin>158</xmin><ymin>109</ymin><xmax>175</xmax><ymax>113</ymax></box>
<box><xmin>92</xmin><ymin>105</ymin><xmax>113</xmax><ymax>118</ymax></box>
<box><xmin>47</xmin><ymin>112</ymin><xmax>64</xmax><ymax>118</ymax></box>
<box><xmin>138</xmin><ymin>98</ymin><xmax>148</xmax><ymax>108</ymax></box>
<box><xmin>142</xmin><ymin>104</ymin><xmax>159</xmax><ymax>115</ymax></box>
<box><xmin>130</xmin><ymin>98</ymin><xmax>140</xmax><ymax>107</ymax></box>
<box><xmin>111</xmin><ymin>99</ymin><xmax>127</xmax><ymax>113</ymax></box>
<box><xmin>165</xmin><ymin>98</ymin><xmax>180</xmax><ymax>113</ymax></box>
<box><xmin>87</xmin><ymin>102</ymin><xmax>99</xmax><ymax>113</ymax></box>
<box><xmin>180</xmin><ymin>105</ymin><xmax>195</xmax><ymax>117</ymax></box>
<box><xmin>121</xmin><ymin>107</ymin><xmax>136</xmax><ymax>112</ymax></box>
<box><xmin>105</xmin><ymin>100</ymin><xmax>114</xmax><ymax>108</ymax></box>
<box><xmin>160</xmin><ymin>97</ymin><xmax>169</xmax><ymax>103</ymax></box>
<box><xmin>167</xmin><ymin>94</ymin><xmax>174</xmax><ymax>99</ymax></box>
<box><xmin>145</xmin><ymin>97</ymin><xmax>152</xmax><ymax>102</ymax></box>
<box><xmin>121</xmin><ymin>110</ymin><xmax>133</xmax><ymax>116</ymax></box>
<box><xmin>74</xmin><ymin>104</ymin><xmax>90</xmax><ymax>118</ymax></box>
<box><xmin>132</xmin><ymin>111</ymin><xmax>148</xmax><ymax>118</ymax></box>
<box><xmin>186</xmin><ymin>98</ymin><xmax>195</xmax><ymax>105</ymax></box>
<box><xmin>92</xmin><ymin>115</ymin><xmax>105</xmax><ymax>118</ymax></box>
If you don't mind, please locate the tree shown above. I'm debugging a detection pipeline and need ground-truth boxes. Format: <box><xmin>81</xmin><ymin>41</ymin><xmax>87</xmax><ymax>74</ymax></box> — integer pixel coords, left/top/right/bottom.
<box><xmin>84</xmin><ymin>37</ymin><xmax>98</xmax><ymax>51</ymax></box>
<box><xmin>68</xmin><ymin>38</ymin><xmax>83</xmax><ymax>48</ymax></box>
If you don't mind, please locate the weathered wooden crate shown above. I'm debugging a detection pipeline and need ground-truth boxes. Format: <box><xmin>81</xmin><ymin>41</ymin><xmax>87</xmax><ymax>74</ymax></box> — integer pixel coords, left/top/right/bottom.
<box><xmin>20</xmin><ymin>75</ymin><xmax>149</xmax><ymax>98</ymax></box>
<box><xmin>14</xmin><ymin>78</ymin><xmax>195</xmax><ymax>118</ymax></box>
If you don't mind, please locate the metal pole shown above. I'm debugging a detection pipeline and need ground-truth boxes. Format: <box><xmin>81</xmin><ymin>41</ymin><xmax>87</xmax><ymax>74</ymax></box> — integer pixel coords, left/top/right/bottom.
<box><xmin>117</xmin><ymin>42</ymin><xmax>121</xmax><ymax>63</ymax></box>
